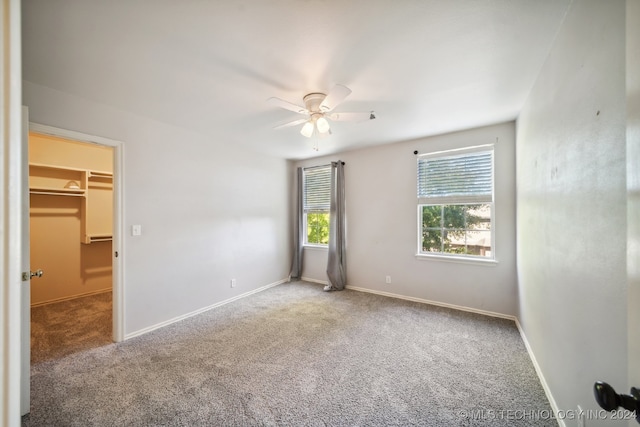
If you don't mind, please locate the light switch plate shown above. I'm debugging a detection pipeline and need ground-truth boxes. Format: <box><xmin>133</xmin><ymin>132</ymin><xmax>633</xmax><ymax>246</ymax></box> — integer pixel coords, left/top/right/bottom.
<box><xmin>132</xmin><ymin>225</ymin><xmax>142</xmax><ymax>236</ymax></box>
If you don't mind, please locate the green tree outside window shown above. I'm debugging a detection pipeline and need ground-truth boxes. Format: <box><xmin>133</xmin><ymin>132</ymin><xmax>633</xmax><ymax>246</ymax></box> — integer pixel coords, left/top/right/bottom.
<box><xmin>307</xmin><ymin>212</ymin><xmax>329</xmax><ymax>245</ymax></box>
<box><xmin>421</xmin><ymin>204</ymin><xmax>491</xmax><ymax>256</ymax></box>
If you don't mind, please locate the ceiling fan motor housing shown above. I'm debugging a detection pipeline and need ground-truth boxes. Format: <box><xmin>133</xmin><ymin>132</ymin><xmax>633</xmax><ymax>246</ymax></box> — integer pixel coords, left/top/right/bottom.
<box><xmin>303</xmin><ymin>93</ymin><xmax>327</xmax><ymax>114</ymax></box>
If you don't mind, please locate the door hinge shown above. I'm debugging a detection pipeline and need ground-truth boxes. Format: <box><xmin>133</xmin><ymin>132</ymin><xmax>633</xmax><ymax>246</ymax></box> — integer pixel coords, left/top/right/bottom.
<box><xmin>115</xmin><ymin>251</ymin><xmax>118</xmax><ymax>258</ymax></box>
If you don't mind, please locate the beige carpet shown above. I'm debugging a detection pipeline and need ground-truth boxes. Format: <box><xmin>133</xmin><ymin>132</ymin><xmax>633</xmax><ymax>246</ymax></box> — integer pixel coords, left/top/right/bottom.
<box><xmin>30</xmin><ymin>291</ymin><xmax>112</xmax><ymax>364</ymax></box>
<box><xmin>23</xmin><ymin>282</ymin><xmax>553</xmax><ymax>426</ymax></box>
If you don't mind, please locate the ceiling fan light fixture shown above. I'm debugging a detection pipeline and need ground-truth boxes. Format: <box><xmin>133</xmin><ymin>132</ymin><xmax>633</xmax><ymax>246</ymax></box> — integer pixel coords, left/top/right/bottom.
<box><xmin>270</xmin><ymin>85</ymin><xmax>375</xmax><ymax>145</ymax></box>
<box><xmin>300</xmin><ymin>121</ymin><xmax>314</xmax><ymax>138</ymax></box>
<box><xmin>316</xmin><ymin>116</ymin><xmax>330</xmax><ymax>134</ymax></box>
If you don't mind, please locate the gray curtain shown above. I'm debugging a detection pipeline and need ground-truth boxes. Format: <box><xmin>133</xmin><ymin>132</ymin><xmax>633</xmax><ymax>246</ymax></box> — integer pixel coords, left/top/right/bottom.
<box><xmin>290</xmin><ymin>167</ymin><xmax>304</xmax><ymax>280</ymax></box>
<box><xmin>326</xmin><ymin>161</ymin><xmax>346</xmax><ymax>291</ymax></box>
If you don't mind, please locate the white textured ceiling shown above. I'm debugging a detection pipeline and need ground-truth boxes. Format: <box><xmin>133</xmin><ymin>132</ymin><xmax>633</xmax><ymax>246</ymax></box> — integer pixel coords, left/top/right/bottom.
<box><xmin>22</xmin><ymin>0</ymin><xmax>570</xmax><ymax>160</ymax></box>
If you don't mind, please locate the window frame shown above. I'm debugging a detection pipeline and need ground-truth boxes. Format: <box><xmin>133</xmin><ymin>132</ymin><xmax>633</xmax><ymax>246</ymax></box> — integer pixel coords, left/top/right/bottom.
<box><xmin>302</xmin><ymin>165</ymin><xmax>331</xmax><ymax>247</ymax></box>
<box><xmin>415</xmin><ymin>145</ymin><xmax>496</xmax><ymax>262</ymax></box>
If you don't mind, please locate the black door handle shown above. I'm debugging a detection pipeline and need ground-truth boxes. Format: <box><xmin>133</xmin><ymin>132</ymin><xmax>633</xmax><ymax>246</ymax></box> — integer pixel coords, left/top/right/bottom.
<box><xmin>593</xmin><ymin>381</ymin><xmax>640</xmax><ymax>423</ymax></box>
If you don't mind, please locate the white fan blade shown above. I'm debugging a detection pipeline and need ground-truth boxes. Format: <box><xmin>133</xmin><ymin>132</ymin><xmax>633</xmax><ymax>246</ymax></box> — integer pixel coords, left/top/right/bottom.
<box><xmin>328</xmin><ymin>111</ymin><xmax>376</xmax><ymax>122</ymax></box>
<box><xmin>267</xmin><ymin>97</ymin><xmax>308</xmax><ymax>114</ymax></box>
<box><xmin>319</xmin><ymin>85</ymin><xmax>352</xmax><ymax>112</ymax></box>
<box><xmin>273</xmin><ymin>118</ymin><xmax>308</xmax><ymax>130</ymax></box>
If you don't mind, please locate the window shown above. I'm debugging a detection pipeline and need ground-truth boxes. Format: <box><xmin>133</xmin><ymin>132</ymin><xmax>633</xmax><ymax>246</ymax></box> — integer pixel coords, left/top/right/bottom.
<box><xmin>303</xmin><ymin>165</ymin><xmax>331</xmax><ymax>245</ymax></box>
<box><xmin>417</xmin><ymin>145</ymin><xmax>494</xmax><ymax>259</ymax></box>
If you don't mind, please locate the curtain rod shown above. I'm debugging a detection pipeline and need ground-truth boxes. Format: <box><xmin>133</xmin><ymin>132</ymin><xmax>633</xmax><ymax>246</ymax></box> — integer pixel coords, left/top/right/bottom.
<box><xmin>303</xmin><ymin>161</ymin><xmax>345</xmax><ymax>170</ymax></box>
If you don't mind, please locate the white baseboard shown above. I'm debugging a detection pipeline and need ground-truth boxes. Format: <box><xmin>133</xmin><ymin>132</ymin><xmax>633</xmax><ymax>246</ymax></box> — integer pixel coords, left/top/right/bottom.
<box><xmin>345</xmin><ymin>285</ymin><xmax>515</xmax><ymax>321</ymax></box>
<box><xmin>515</xmin><ymin>318</ymin><xmax>564</xmax><ymax>427</ymax></box>
<box><xmin>31</xmin><ymin>288</ymin><xmax>111</xmax><ymax>307</ymax></box>
<box><xmin>125</xmin><ymin>278</ymin><xmax>288</xmax><ymax>340</ymax></box>
<box><xmin>300</xmin><ymin>276</ymin><xmax>328</xmax><ymax>286</ymax></box>
<box><xmin>302</xmin><ymin>278</ymin><xmax>513</xmax><ymax>320</ymax></box>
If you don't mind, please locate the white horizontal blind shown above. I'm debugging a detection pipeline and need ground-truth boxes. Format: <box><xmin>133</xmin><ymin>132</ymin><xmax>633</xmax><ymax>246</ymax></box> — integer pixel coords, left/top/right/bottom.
<box><xmin>303</xmin><ymin>165</ymin><xmax>331</xmax><ymax>212</ymax></box>
<box><xmin>417</xmin><ymin>147</ymin><xmax>493</xmax><ymax>204</ymax></box>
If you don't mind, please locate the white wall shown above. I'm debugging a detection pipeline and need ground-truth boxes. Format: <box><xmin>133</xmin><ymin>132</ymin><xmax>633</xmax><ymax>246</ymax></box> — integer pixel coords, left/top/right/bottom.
<box><xmin>516</xmin><ymin>0</ymin><xmax>627</xmax><ymax>421</ymax></box>
<box><xmin>23</xmin><ymin>81</ymin><xmax>292</xmax><ymax>336</ymax></box>
<box><xmin>294</xmin><ymin>121</ymin><xmax>518</xmax><ymax>316</ymax></box>
<box><xmin>627</xmin><ymin>0</ymin><xmax>640</xmax><ymax>405</ymax></box>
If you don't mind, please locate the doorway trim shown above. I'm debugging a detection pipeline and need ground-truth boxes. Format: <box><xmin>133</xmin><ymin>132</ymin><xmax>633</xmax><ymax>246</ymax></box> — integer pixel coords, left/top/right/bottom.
<box><xmin>29</xmin><ymin>123</ymin><xmax>125</xmax><ymax>342</ymax></box>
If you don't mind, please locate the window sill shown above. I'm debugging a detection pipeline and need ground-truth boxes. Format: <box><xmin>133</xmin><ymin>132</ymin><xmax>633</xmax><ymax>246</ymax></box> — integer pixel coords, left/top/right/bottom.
<box><xmin>415</xmin><ymin>253</ymin><xmax>498</xmax><ymax>266</ymax></box>
<box><xmin>303</xmin><ymin>245</ymin><xmax>328</xmax><ymax>251</ymax></box>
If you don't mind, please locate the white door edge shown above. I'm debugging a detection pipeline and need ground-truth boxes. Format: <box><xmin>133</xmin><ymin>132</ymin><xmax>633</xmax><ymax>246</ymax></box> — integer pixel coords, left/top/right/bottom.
<box><xmin>2</xmin><ymin>0</ymin><xmax>24</xmax><ymax>424</ymax></box>
<box><xmin>20</xmin><ymin>107</ymin><xmax>30</xmax><ymax>416</ymax></box>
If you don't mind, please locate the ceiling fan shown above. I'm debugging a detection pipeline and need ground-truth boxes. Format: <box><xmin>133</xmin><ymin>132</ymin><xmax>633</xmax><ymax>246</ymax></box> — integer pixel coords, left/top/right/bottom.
<box><xmin>268</xmin><ymin>84</ymin><xmax>376</xmax><ymax>138</ymax></box>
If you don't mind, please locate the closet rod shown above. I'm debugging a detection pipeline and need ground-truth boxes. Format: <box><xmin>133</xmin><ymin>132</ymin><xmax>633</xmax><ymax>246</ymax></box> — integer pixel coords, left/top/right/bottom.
<box><xmin>29</xmin><ymin>191</ymin><xmax>85</xmax><ymax>197</ymax></box>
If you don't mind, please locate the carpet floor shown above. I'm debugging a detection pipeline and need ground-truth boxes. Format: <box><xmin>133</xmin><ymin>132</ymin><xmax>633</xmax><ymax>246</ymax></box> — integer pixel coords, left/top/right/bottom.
<box><xmin>30</xmin><ymin>291</ymin><xmax>112</xmax><ymax>364</ymax></box>
<box><xmin>22</xmin><ymin>282</ymin><xmax>554</xmax><ymax>426</ymax></box>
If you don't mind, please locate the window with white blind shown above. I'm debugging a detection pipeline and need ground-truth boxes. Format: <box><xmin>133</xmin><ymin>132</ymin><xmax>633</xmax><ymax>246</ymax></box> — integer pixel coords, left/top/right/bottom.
<box><xmin>417</xmin><ymin>145</ymin><xmax>494</xmax><ymax>259</ymax></box>
<box><xmin>303</xmin><ymin>165</ymin><xmax>331</xmax><ymax>246</ymax></box>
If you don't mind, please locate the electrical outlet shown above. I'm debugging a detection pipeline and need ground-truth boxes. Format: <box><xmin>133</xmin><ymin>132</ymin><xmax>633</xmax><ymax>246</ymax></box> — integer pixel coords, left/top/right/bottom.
<box><xmin>231</xmin><ymin>279</ymin><xmax>236</xmax><ymax>288</ymax></box>
<box><xmin>385</xmin><ymin>275</ymin><xmax>391</xmax><ymax>284</ymax></box>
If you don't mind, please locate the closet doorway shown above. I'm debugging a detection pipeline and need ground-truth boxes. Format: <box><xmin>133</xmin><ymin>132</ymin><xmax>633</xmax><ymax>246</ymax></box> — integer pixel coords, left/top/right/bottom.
<box><xmin>27</xmin><ymin>129</ymin><xmax>122</xmax><ymax>364</ymax></box>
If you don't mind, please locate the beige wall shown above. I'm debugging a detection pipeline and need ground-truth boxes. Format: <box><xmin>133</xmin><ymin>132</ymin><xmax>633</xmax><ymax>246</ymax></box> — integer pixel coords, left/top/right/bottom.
<box><xmin>29</xmin><ymin>132</ymin><xmax>113</xmax><ymax>305</ymax></box>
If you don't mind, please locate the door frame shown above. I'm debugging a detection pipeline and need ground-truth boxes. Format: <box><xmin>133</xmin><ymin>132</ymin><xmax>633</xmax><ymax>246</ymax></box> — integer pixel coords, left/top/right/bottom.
<box><xmin>2</xmin><ymin>0</ymin><xmax>23</xmax><ymax>424</ymax></box>
<box><xmin>29</xmin><ymin>123</ymin><xmax>125</xmax><ymax>342</ymax></box>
